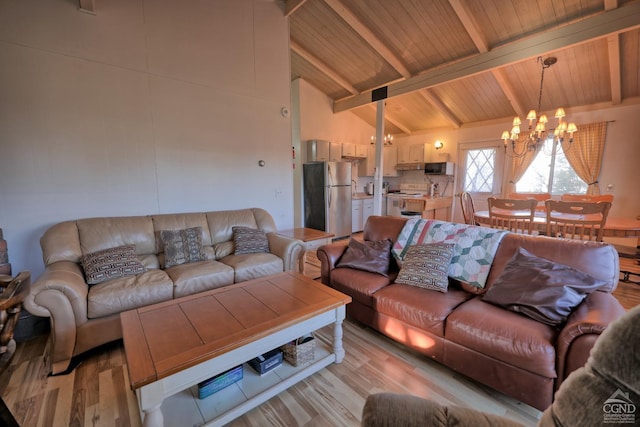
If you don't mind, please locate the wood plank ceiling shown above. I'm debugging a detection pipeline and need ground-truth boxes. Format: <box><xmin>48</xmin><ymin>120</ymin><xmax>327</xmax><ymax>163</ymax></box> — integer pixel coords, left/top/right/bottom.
<box><xmin>286</xmin><ymin>0</ymin><xmax>640</xmax><ymax>136</ymax></box>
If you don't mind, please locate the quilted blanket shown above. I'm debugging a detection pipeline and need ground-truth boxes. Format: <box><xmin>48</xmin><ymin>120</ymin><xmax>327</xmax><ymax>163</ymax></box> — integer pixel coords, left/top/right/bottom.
<box><xmin>392</xmin><ymin>219</ymin><xmax>508</xmax><ymax>288</ymax></box>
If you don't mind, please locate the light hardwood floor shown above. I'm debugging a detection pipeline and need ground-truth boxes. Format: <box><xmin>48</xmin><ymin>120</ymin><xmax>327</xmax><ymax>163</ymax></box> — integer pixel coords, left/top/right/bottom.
<box><xmin>1</xmin><ymin>250</ymin><xmax>637</xmax><ymax>427</ymax></box>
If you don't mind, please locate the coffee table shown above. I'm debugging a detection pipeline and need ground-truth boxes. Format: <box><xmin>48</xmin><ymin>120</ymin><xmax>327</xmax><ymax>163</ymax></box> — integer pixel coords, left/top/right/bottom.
<box><xmin>121</xmin><ymin>271</ymin><xmax>351</xmax><ymax>427</ymax></box>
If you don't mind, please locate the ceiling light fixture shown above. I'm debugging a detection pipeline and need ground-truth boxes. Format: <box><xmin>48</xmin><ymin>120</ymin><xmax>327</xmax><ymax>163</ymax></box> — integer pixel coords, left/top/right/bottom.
<box><xmin>500</xmin><ymin>56</ymin><xmax>577</xmax><ymax>158</ymax></box>
<box><xmin>370</xmin><ymin>134</ymin><xmax>394</xmax><ymax>145</ymax></box>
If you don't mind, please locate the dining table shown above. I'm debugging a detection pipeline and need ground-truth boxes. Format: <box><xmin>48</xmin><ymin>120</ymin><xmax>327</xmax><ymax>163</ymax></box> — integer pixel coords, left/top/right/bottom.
<box><xmin>474</xmin><ymin>210</ymin><xmax>640</xmax><ymax>240</ymax></box>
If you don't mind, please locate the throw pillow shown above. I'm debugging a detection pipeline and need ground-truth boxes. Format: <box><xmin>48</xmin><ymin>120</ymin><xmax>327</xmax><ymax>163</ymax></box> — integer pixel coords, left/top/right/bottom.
<box><xmin>82</xmin><ymin>244</ymin><xmax>146</xmax><ymax>285</ymax></box>
<box><xmin>335</xmin><ymin>238</ymin><xmax>392</xmax><ymax>276</ymax></box>
<box><xmin>482</xmin><ymin>247</ymin><xmax>608</xmax><ymax>326</ymax></box>
<box><xmin>232</xmin><ymin>226</ymin><xmax>270</xmax><ymax>255</ymax></box>
<box><xmin>160</xmin><ymin>227</ymin><xmax>206</xmax><ymax>268</ymax></box>
<box><xmin>395</xmin><ymin>243</ymin><xmax>455</xmax><ymax>292</ymax></box>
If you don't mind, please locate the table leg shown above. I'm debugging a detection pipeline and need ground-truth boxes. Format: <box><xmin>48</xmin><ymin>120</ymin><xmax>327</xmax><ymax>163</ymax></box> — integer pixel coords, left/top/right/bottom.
<box><xmin>138</xmin><ymin>384</ymin><xmax>165</xmax><ymax>427</ymax></box>
<box><xmin>333</xmin><ymin>306</ymin><xmax>346</xmax><ymax>363</ymax></box>
<box><xmin>142</xmin><ymin>404</ymin><xmax>163</xmax><ymax>427</ymax></box>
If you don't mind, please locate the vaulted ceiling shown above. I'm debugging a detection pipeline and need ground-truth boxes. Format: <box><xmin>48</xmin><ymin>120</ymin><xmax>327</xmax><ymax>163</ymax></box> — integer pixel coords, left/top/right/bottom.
<box><xmin>285</xmin><ymin>0</ymin><xmax>640</xmax><ymax>136</ymax></box>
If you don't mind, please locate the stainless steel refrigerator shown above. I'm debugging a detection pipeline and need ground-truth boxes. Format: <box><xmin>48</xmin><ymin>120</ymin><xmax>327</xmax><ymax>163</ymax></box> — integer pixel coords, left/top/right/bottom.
<box><xmin>303</xmin><ymin>161</ymin><xmax>352</xmax><ymax>239</ymax></box>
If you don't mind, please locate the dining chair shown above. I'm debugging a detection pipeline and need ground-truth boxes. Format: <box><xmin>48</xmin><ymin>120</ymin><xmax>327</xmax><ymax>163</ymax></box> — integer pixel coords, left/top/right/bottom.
<box><xmin>460</xmin><ymin>192</ymin><xmax>478</xmax><ymax>225</ymax></box>
<box><xmin>507</xmin><ymin>192</ymin><xmax>550</xmax><ymax>212</ymax></box>
<box><xmin>545</xmin><ymin>200</ymin><xmax>611</xmax><ymax>242</ymax></box>
<box><xmin>487</xmin><ymin>197</ymin><xmax>537</xmax><ymax>234</ymax></box>
<box><xmin>560</xmin><ymin>193</ymin><xmax>614</xmax><ymax>203</ymax></box>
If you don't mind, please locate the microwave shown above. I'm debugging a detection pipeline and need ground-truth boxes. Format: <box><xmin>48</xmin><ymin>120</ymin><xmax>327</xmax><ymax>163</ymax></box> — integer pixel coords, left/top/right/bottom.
<box><xmin>424</xmin><ymin>161</ymin><xmax>454</xmax><ymax>175</ymax></box>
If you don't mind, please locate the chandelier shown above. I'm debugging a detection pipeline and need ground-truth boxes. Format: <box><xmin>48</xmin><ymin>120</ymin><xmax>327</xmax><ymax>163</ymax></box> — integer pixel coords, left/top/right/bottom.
<box><xmin>370</xmin><ymin>134</ymin><xmax>394</xmax><ymax>145</ymax></box>
<box><xmin>500</xmin><ymin>56</ymin><xmax>577</xmax><ymax>158</ymax></box>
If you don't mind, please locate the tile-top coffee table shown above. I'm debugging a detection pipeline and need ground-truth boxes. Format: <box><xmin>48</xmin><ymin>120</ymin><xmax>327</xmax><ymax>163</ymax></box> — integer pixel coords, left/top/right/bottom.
<box><xmin>121</xmin><ymin>271</ymin><xmax>351</xmax><ymax>427</ymax></box>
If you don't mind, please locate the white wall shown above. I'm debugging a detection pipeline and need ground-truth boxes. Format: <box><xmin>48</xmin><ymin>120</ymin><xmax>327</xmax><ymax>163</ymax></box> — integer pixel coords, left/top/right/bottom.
<box><xmin>0</xmin><ymin>0</ymin><xmax>293</xmax><ymax>278</ymax></box>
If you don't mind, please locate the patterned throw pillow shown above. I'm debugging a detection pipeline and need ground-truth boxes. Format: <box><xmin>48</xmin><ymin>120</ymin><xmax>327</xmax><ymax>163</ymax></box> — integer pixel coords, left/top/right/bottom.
<box><xmin>233</xmin><ymin>226</ymin><xmax>269</xmax><ymax>255</ymax></box>
<box><xmin>160</xmin><ymin>227</ymin><xmax>206</xmax><ymax>268</ymax></box>
<box><xmin>82</xmin><ymin>244</ymin><xmax>146</xmax><ymax>285</ymax></box>
<box><xmin>395</xmin><ymin>243</ymin><xmax>455</xmax><ymax>292</ymax></box>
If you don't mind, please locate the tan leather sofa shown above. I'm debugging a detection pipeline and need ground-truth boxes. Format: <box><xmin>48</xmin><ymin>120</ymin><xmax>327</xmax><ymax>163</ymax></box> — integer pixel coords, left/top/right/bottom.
<box><xmin>25</xmin><ymin>208</ymin><xmax>304</xmax><ymax>375</ymax></box>
<box><xmin>318</xmin><ymin>216</ymin><xmax>626</xmax><ymax>411</ymax></box>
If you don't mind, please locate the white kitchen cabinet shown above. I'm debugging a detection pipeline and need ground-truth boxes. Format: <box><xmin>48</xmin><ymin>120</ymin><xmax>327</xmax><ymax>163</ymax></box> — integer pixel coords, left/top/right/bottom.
<box><xmin>352</xmin><ymin>199</ymin><xmax>363</xmax><ymax>232</ymax></box>
<box><xmin>397</xmin><ymin>145</ymin><xmax>410</xmax><ymax>164</ymax></box>
<box><xmin>357</xmin><ymin>145</ymin><xmax>397</xmax><ymax>177</ymax></box>
<box><xmin>362</xmin><ymin>199</ymin><xmax>373</xmax><ymax>227</ymax></box>
<box><xmin>342</xmin><ymin>142</ymin><xmax>355</xmax><ymax>157</ymax></box>
<box><xmin>397</xmin><ymin>143</ymin><xmax>426</xmax><ymax>164</ymax></box>
<box><xmin>383</xmin><ymin>146</ymin><xmax>398</xmax><ymax>177</ymax></box>
<box><xmin>306</xmin><ymin>140</ymin><xmax>329</xmax><ymax>161</ymax></box>
<box><xmin>355</xmin><ymin>144</ymin><xmax>368</xmax><ymax>158</ymax></box>
<box><xmin>306</xmin><ymin>140</ymin><xmax>343</xmax><ymax>162</ymax></box>
<box><xmin>358</xmin><ymin>146</ymin><xmax>376</xmax><ymax>177</ymax></box>
<box><xmin>329</xmin><ymin>142</ymin><xmax>342</xmax><ymax>161</ymax></box>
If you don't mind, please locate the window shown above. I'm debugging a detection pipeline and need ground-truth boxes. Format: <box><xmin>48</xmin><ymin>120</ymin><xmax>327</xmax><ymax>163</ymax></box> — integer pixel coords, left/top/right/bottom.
<box><xmin>464</xmin><ymin>148</ymin><xmax>497</xmax><ymax>193</ymax></box>
<box><xmin>516</xmin><ymin>139</ymin><xmax>587</xmax><ymax>194</ymax></box>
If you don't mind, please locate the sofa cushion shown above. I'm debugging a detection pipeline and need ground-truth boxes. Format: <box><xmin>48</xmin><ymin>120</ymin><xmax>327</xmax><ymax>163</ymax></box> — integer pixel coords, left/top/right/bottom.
<box><xmin>165</xmin><ymin>260</ymin><xmax>235</xmax><ymax>298</ymax></box>
<box><xmin>233</xmin><ymin>226</ymin><xmax>270</xmax><ymax>255</ymax></box>
<box><xmin>219</xmin><ymin>253</ymin><xmax>283</xmax><ymax>283</ymax></box>
<box><xmin>482</xmin><ymin>247</ymin><xmax>607</xmax><ymax>326</ymax></box>
<box><xmin>374</xmin><ymin>284</ymin><xmax>473</xmax><ymax>337</ymax></box>
<box><xmin>87</xmin><ymin>269</ymin><xmax>173</xmax><ymax>318</ymax></box>
<box><xmin>330</xmin><ymin>267</ymin><xmax>395</xmax><ymax>307</ymax></box>
<box><xmin>445</xmin><ymin>297</ymin><xmax>558</xmax><ymax>377</ymax></box>
<box><xmin>336</xmin><ymin>238</ymin><xmax>392</xmax><ymax>276</ymax></box>
<box><xmin>395</xmin><ymin>243</ymin><xmax>454</xmax><ymax>292</ymax></box>
<box><xmin>82</xmin><ymin>244</ymin><xmax>146</xmax><ymax>285</ymax></box>
<box><xmin>160</xmin><ymin>227</ymin><xmax>206</xmax><ymax>268</ymax></box>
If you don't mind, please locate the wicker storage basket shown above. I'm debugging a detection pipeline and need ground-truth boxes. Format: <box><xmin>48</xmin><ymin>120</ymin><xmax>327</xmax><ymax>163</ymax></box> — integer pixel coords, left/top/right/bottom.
<box><xmin>281</xmin><ymin>334</ymin><xmax>315</xmax><ymax>367</ymax></box>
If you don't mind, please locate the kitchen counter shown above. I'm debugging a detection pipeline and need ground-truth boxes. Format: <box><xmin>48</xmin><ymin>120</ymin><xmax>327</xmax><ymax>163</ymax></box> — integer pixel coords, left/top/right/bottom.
<box><xmin>352</xmin><ymin>193</ymin><xmax>372</xmax><ymax>200</ymax></box>
<box><xmin>390</xmin><ymin>195</ymin><xmax>453</xmax><ymax>220</ymax></box>
<box><xmin>418</xmin><ymin>196</ymin><xmax>453</xmax><ymax>209</ymax></box>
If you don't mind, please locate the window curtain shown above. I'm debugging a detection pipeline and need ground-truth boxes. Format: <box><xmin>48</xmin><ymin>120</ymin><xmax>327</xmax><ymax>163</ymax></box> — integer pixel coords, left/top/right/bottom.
<box><xmin>563</xmin><ymin>122</ymin><xmax>607</xmax><ymax>194</ymax></box>
<box><xmin>505</xmin><ymin>141</ymin><xmax>538</xmax><ymax>194</ymax></box>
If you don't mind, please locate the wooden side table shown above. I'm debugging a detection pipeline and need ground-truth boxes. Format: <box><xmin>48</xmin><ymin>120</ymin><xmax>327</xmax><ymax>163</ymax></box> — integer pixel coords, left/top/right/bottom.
<box><xmin>277</xmin><ymin>228</ymin><xmax>335</xmax><ymax>276</ymax></box>
<box><xmin>0</xmin><ymin>271</ymin><xmax>30</xmax><ymax>371</ymax></box>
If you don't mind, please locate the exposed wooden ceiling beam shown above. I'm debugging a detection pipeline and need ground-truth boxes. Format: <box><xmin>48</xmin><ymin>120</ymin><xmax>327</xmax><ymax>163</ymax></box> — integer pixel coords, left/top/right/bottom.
<box><xmin>418</xmin><ymin>90</ymin><xmax>462</xmax><ymax>128</ymax></box>
<box><xmin>321</xmin><ymin>0</ymin><xmax>411</xmax><ymax>78</ymax></box>
<box><xmin>605</xmin><ymin>0</ymin><xmax>622</xmax><ymax>105</ymax></box>
<box><xmin>79</xmin><ymin>0</ymin><xmax>96</xmax><ymax>14</ymax></box>
<box><xmin>323</xmin><ymin>0</ymin><xmax>461</xmax><ymax>132</ymax></box>
<box><xmin>334</xmin><ymin>2</ymin><xmax>640</xmax><ymax>113</ymax></box>
<box><xmin>366</xmin><ymin>105</ymin><xmax>412</xmax><ymax>135</ymax></box>
<box><xmin>290</xmin><ymin>40</ymin><xmax>358</xmax><ymax>95</ymax></box>
<box><xmin>448</xmin><ymin>0</ymin><xmax>529</xmax><ymax>121</ymax></box>
<box><xmin>447</xmin><ymin>0</ymin><xmax>489</xmax><ymax>53</ymax></box>
<box><xmin>283</xmin><ymin>0</ymin><xmax>307</xmax><ymax>17</ymax></box>
<box><xmin>607</xmin><ymin>35</ymin><xmax>622</xmax><ymax>105</ymax></box>
<box><xmin>492</xmin><ymin>68</ymin><xmax>527</xmax><ymax>119</ymax></box>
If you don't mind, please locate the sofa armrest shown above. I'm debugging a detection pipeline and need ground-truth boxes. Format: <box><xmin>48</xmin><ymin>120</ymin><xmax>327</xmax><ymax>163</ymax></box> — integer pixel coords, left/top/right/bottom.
<box><xmin>316</xmin><ymin>241</ymin><xmax>349</xmax><ymax>285</ymax></box>
<box><xmin>266</xmin><ymin>233</ymin><xmax>305</xmax><ymax>272</ymax></box>
<box><xmin>24</xmin><ymin>261</ymin><xmax>90</xmax><ymax>374</ymax></box>
<box><xmin>555</xmin><ymin>291</ymin><xmax>625</xmax><ymax>386</ymax></box>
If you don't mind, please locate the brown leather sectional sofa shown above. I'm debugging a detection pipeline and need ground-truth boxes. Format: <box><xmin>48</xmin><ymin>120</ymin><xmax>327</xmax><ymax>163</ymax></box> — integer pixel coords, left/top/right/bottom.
<box><xmin>317</xmin><ymin>216</ymin><xmax>626</xmax><ymax>411</ymax></box>
<box><xmin>25</xmin><ymin>208</ymin><xmax>304</xmax><ymax>375</ymax></box>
